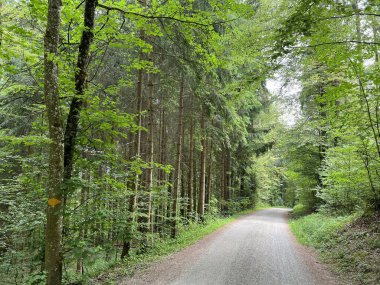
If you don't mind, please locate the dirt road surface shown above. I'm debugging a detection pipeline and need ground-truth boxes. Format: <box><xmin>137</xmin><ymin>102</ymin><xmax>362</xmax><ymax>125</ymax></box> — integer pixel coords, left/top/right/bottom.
<box><xmin>120</xmin><ymin>208</ymin><xmax>341</xmax><ymax>285</ymax></box>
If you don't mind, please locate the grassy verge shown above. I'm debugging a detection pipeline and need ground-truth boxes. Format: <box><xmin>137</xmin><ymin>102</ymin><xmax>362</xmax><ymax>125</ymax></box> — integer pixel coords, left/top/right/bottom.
<box><xmin>87</xmin><ymin>207</ymin><xmax>266</xmax><ymax>285</ymax></box>
<box><xmin>289</xmin><ymin>212</ymin><xmax>380</xmax><ymax>285</ymax></box>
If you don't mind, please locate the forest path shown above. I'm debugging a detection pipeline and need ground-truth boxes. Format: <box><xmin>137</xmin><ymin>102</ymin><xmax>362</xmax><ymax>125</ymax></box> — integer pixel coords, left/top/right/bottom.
<box><xmin>120</xmin><ymin>208</ymin><xmax>341</xmax><ymax>285</ymax></box>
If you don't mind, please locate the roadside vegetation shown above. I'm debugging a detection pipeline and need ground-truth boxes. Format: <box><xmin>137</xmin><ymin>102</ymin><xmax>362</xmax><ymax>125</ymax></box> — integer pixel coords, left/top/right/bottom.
<box><xmin>290</xmin><ymin>212</ymin><xmax>380</xmax><ymax>285</ymax></box>
<box><xmin>90</xmin><ymin>207</ymin><xmax>266</xmax><ymax>285</ymax></box>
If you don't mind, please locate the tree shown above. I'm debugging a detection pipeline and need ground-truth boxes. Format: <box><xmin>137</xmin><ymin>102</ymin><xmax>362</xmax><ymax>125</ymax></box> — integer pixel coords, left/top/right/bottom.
<box><xmin>43</xmin><ymin>0</ymin><xmax>64</xmax><ymax>283</ymax></box>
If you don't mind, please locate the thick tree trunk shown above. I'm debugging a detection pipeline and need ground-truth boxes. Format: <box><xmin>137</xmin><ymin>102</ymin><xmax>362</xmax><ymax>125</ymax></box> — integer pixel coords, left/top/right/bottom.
<box><xmin>197</xmin><ymin>109</ymin><xmax>206</xmax><ymax>221</ymax></box>
<box><xmin>171</xmin><ymin>76</ymin><xmax>184</xmax><ymax>238</ymax></box>
<box><xmin>43</xmin><ymin>0</ymin><xmax>64</xmax><ymax>283</ymax></box>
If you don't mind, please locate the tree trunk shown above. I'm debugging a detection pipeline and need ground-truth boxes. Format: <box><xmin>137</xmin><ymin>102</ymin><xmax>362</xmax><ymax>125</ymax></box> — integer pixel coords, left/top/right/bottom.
<box><xmin>206</xmin><ymin>140</ymin><xmax>212</xmax><ymax>211</ymax></box>
<box><xmin>0</xmin><ymin>1</ymin><xmax>2</xmax><ymax>46</ymax></box>
<box><xmin>158</xmin><ymin>99</ymin><xmax>167</xmax><ymax>232</ymax></box>
<box><xmin>146</xmin><ymin>73</ymin><xmax>154</xmax><ymax>233</ymax></box>
<box><xmin>138</xmin><ymin>71</ymin><xmax>154</xmax><ymax>252</ymax></box>
<box><xmin>121</xmin><ymin>67</ymin><xmax>144</xmax><ymax>259</ymax></box>
<box><xmin>76</xmin><ymin>169</ymin><xmax>89</xmax><ymax>274</ymax></box>
<box><xmin>221</xmin><ymin>144</ymin><xmax>230</xmax><ymax>214</ymax></box>
<box><xmin>220</xmin><ymin>148</ymin><xmax>225</xmax><ymax>214</ymax></box>
<box><xmin>187</xmin><ymin>94</ymin><xmax>194</xmax><ymax>218</ymax></box>
<box><xmin>63</xmin><ymin>0</ymin><xmax>97</xmax><ymax>181</ymax></box>
<box><xmin>43</xmin><ymin>0</ymin><xmax>64</xmax><ymax>283</ymax></box>
<box><xmin>197</xmin><ymin>109</ymin><xmax>206</xmax><ymax>221</ymax></box>
<box><xmin>171</xmin><ymin>75</ymin><xmax>184</xmax><ymax>238</ymax></box>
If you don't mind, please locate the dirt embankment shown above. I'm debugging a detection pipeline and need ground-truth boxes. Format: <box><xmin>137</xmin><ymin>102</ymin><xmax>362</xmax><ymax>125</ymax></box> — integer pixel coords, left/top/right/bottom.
<box><xmin>323</xmin><ymin>212</ymin><xmax>380</xmax><ymax>285</ymax></box>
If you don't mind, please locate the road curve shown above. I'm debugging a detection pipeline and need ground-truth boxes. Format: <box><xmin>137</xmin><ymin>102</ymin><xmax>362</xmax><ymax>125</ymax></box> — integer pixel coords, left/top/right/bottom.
<box><xmin>120</xmin><ymin>208</ymin><xmax>340</xmax><ymax>285</ymax></box>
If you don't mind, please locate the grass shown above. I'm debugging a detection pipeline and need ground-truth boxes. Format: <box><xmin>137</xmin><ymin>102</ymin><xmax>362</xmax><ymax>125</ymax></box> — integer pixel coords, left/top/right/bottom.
<box><xmin>289</xmin><ymin>211</ymin><xmax>380</xmax><ymax>285</ymax></box>
<box><xmin>289</xmin><ymin>213</ymin><xmax>356</xmax><ymax>248</ymax></box>
<box><xmin>87</xmin><ymin>207</ymin><xmax>267</xmax><ymax>285</ymax></box>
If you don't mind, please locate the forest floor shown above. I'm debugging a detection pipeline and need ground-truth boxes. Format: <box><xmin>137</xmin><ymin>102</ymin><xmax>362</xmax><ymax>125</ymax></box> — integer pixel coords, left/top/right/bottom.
<box><xmin>114</xmin><ymin>208</ymin><xmax>339</xmax><ymax>285</ymax></box>
<box><xmin>290</xmin><ymin>211</ymin><xmax>380</xmax><ymax>285</ymax></box>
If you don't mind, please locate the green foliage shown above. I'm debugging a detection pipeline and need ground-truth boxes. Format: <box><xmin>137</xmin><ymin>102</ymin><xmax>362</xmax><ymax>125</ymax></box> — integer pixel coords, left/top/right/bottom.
<box><xmin>88</xmin><ymin>209</ymin><xmax>258</xmax><ymax>284</ymax></box>
<box><xmin>291</xmin><ymin>203</ymin><xmax>309</xmax><ymax>218</ymax></box>
<box><xmin>290</xmin><ymin>212</ymin><xmax>380</xmax><ymax>285</ymax></box>
<box><xmin>2</xmin><ymin>0</ymin><xmax>380</xmax><ymax>283</ymax></box>
<box><xmin>319</xmin><ymin>145</ymin><xmax>374</xmax><ymax>213</ymax></box>
<box><xmin>289</xmin><ymin>213</ymin><xmax>356</xmax><ymax>248</ymax></box>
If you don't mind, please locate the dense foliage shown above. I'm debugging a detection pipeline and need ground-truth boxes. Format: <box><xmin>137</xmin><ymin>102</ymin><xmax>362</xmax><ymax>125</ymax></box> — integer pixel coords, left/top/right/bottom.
<box><xmin>0</xmin><ymin>0</ymin><xmax>379</xmax><ymax>284</ymax></box>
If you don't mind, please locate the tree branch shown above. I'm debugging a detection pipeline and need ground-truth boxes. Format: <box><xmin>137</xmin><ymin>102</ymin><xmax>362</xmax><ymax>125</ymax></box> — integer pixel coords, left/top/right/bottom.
<box><xmin>291</xmin><ymin>40</ymin><xmax>380</xmax><ymax>49</ymax></box>
<box><xmin>96</xmin><ymin>3</ymin><xmax>245</xmax><ymax>27</ymax></box>
<box><xmin>97</xmin><ymin>3</ymin><xmax>210</xmax><ymax>26</ymax></box>
<box><xmin>320</xmin><ymin>13</ymin><xmax>380</xmax><ymax>21</ymax></box>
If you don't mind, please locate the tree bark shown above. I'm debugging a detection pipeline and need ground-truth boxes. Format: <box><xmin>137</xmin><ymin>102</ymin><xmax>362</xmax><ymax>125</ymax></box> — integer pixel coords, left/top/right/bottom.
<box><xmin>121</xmin><ymin>67</ymin><xmax>144</xmax><ymax>259</ymax></box>
<box><xmin>138</xmin><ymin>71</ymin><xmax>154</xmax><ymax>251</ymax></box>
<box><xmin>43</xmin><ymin>0</ymin><xmax>64</xmax><ymax>283</ymax></box>
<box><xmin>206</xmin><ymin>140</ymin><xmax>212</xmax><ymax>210</ymax></box>
<box><xmin>220</xmin><ymin>147</ymin><xmax>225</xmax><ymax>213</ymax></box>
<box><xmin>171</xmin><ymin>75</ymin><xmax>184</xmax><ymax>238</ymax></box>
<box><xmin>158</xmin><ymin>98</ymin><xmax>167</xmax><ymax>232</ymax></box>
<box><xmin>76</xmin><ymin>169</ymin><xmax>89</xmax><ymax>274</ymax></box>
<box><xmin>187</xmin><ymin>94</ymin><xmax>194</xmax><ymax>218</ymax></box>
<box><xmin>63</xmin><ymin>0</ymin><xmax>97</xmax><ymax>181</ymax></box>
<box><xmin>224</xmin><ymin>146</ymin><xmax>231</xmax><ymax>213</ymax></box>
<box><xmin>197</xmin><ymin>109</ymin><xmax>206</xmax><ymax>221</ymax></box>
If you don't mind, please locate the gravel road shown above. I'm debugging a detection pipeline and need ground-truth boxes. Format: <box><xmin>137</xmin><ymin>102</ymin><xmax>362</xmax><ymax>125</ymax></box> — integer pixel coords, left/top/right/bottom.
<box><xmin>120</xmin><ymin>208</ymin><xmax>340</xmax><ymax>285</ymax></box>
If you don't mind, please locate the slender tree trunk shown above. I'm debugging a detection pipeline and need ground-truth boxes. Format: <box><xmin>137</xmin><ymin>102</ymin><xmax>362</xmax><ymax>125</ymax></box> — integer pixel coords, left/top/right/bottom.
<box><xmin>171</xmin><ymin>75</ymin><xmax>184</xmax><ymax>238</ymax></box>
<box><xmin>76</xmin><ymin>169</ymin><xmax>89</xmax><ymax>274</ymax></box>
<box><xmin>206</xmin><ymin>141</ymin><xmax>212</xmax><ymax>210</ymax></box>
<box><xmin>0</xmin><ymin>1</ymin><xmax>2</xmax><ymax>46</ymax></box>
<box><xmin>220</xmin><ymin>147</ymin><xmax>225</xmax><ymax>214</ymax></box>
<box><xmin>187</xmin><ymin>95</ymin><xmax>194</xmax><ymax>218</ymax></box>
<box><xmin>43</xmin><ymin>0</ymin><xmax>64</xmax><ymax>283</ymax></box>
<box><xmin>64</xmin><ymin>0</ymin><xmax>97</xmax><ymax>181</ymax></box>
<box><xmin>224</xmin><ymin>146</ymin><xmax>231</xmax><ymax>212</ymax></box>
<box><xmin>180</xmin><ymin>159</ymin><xmax>186</xmax><ymax>218</ymax></box>
<box><xmin>193</xmin><ymin>159</ymin><xmax>197</xmax><ymax>213</ymax></box>
<box><xmin>197</xmin><ymin>109</ymin><xmax>206</xmax><ymax>221</ymax></box>
<box><xmin>158</xmin><ymin>100</ymin><xmax>167</xmax><ymax>232</ymax></box>
<box><xmin>139</xmin><ymin>71</ymin><xmax>154</xmax><ymax>251</ymax></box>
<box><xmin>121</xmin><ymin>67</ymin><xmax>144</xmax><ymax>259</ymax></box>
<box><xmin>317</xmin><ymin>83</ymin><xmax>327</xmax><ymax>189</ymax></box>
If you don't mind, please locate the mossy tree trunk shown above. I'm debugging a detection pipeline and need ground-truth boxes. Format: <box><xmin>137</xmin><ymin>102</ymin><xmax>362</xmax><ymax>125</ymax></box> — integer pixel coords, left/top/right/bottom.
<box><xmin>43</xmin><ymin>0</ymin><xmax>64</xmax><ymax>283</ymax></box>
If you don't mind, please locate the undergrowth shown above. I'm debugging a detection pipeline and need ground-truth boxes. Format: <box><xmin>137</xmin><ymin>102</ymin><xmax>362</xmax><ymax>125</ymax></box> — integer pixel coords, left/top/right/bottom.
<box><xmin>85</xmin><ymin>208</ymin><xmax>265</xmax><ymax>285</ymax></box>
<box><xmin>290</xmin><ymin>211</ymin><xmax>380</xmax><ymax>285</ymax></box>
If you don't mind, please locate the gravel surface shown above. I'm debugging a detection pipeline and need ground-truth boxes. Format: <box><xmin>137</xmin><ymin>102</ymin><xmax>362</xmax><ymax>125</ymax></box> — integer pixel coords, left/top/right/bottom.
<box><xmin>120</xmin><ymin>208</ymin><xmax>341</xmax><ymax>285</ymax></box>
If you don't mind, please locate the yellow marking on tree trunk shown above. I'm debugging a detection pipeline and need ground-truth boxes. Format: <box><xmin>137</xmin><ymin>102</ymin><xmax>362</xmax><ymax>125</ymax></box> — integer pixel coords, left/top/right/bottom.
<box><xmin>48</xmin><ymin>198</ymin><xmax>61</xmax><ymax>207</ymax></box>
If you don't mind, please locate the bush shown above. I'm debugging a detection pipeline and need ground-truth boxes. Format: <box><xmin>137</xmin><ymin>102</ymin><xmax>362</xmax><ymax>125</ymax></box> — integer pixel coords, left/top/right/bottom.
<box><xmin>291</xmin><ymin>203</ymin><xmax>311</xmax><ymax>218</ymax></box>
